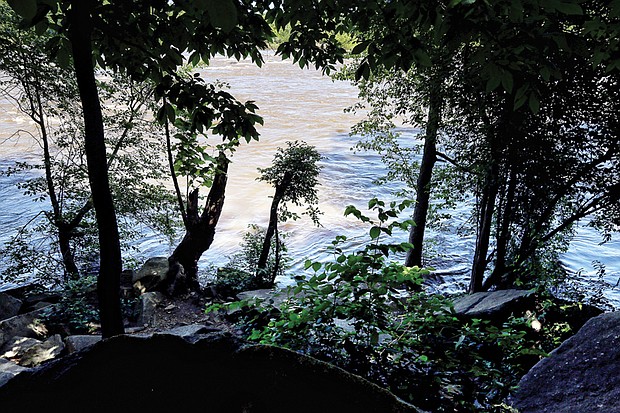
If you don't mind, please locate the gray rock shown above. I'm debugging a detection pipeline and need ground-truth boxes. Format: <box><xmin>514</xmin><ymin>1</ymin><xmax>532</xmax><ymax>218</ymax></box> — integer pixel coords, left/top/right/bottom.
<box><xmin>0</xmin><ymin>358</ymin><xmax>29</xmax><ymax>387</ymax></box>
<box><xmin>452</xmin><ymin>289</ymin><xmax>534</xmax><ymax>318</ymax></box>
<box><xmin>137</xmin><ymin>291</ymin><xmax>164</xmax><ymax>326</ymax></box>
<box><xmin>510</xmin><ymin>311</ymin><xmax>620</xmax><ymax>413</ymax></box>
<box><xmin>0</xmin><ymin>336</ymin><xmax>41</xmax><ymax>359</ymax></box>
<box><xmin>133</xmin><ymin>257</ymin><xmax>169</xmax><ymax>293</ymax></box>
<box><xmin>0</xmin><ymin>332</ymin><xmax>423</xmax><ymax>412</ymax></box>
<box><xmin>236</xmin><ymin>288</ymin><xmax>286</xmax><ymax>306</ymax></box>
<box><xmin>65</xmin><ymin>335</ymin><xmax>102</xmax><ymax>354</ymax></box>
<box><xmin>0</xmin><ymin>293</ymin><xmax>22</xmax><ymax>321</ymax></box>
<box><xmin>161</xmin><ymin>324</ymin><xmax>220</xmax><ymax>338</ymax></box>
<box><xmin>19</xmin><ymin>334</ymin><xmax>65</xmax><ymax>367</ymax></box>
<box><xmin>0</xmin><ymin>308</ymin><xmax>48</xmax><ymax>349</ymax></box>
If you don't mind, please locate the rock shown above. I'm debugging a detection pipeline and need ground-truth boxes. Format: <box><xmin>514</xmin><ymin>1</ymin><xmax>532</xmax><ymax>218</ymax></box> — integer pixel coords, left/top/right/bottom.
<box><xmin>0</xmin><ymin>308</ymin><xmax>48</xmax><ymax>349</ymax></box>
<box><xmin>133</xmin><ymin>257</ymin><xmax>169</xmax><ymax>293</ymax></box>
<box><xmin>451</xmin><ymin>289</ymin><xmax>534</xmax><ymax>318</ymax></box>
<box><xmin>137</xmin><ymin>291</ymin><xmax>164</xmax><ymax>326</ymax></box>
<box><xmin>0</xmin><ymin>336</ymin><xmax>41</xmax><ymax>359</ymax></box>
<box><xmin>20</xmin><ymin>292</ymin><xmax>61</xmax><ymax>313</ymax></box>
<box><xmin>161</xmin><ymin>324</ymin><xmax>220</xmax><ymax>338</ymax></box>
<box><xmin>0</xmin><ymin>293</ymin><xmax>22</xmax><ymax>321</ymax></box>
<box><xmin>18</xmin><ymin>334</ymin><xmax>65</xmax><ymax>367</ymax></box>
<box><xmin>0</xmin><ymin>332</ymin><xmax>423</xmax><ymax>412</ymax></box>
<box><xmin>0</xmin><ymin>358</ymin><xmax>30</xmax><ymax>387</ymax></box>
<box><xmin>65</xmin><ymin>335</ymin><xmax>102</xmax><ymax>354</ymax></box>
<box><xmin>510</xmin><ymin>311</ymin><xmax>620</xmax><ymax>413</ymax></box>
<box><xmin>236</xmin><ymin>288</ymin><xmax>287</xmax><ymax>307</ymax></box>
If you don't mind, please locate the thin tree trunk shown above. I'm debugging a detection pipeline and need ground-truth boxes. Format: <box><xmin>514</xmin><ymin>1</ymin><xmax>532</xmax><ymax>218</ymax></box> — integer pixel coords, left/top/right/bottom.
<box><xmin>257</xmin><ymin>189</ymin><xmax>283</xmax><ymax>287</ymax></box>
<box><xmin>405</xmin><ymin>77</ymin><xmax>442</xmax><ymax>268</ymax></box>
<box><xmin>469</xmin><ymin>162</ymin><xmax>499</xmax><ymax>293</ymax></box>
<box><xmin>483</xmin><ymin>168</ymin><xmax>516</xmax><ymax>291</ymax></box>
<box><xmin>69</xmin><ymin>0</ymin><xmax>124</xmax><ymax>338</ymax></box>
<box><xmin>166</xmin><ymin>153</ymin><xmax>229</xmax><ymax>295</ymax></box>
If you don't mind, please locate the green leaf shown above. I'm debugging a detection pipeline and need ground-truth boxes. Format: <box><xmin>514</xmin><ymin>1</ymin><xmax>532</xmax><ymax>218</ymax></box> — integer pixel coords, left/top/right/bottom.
<box><xmin>311</xmin><ymin>262</ymin><xmax>322</xmax><ymax>272</ymax></box>
<box><xmin>369</xmin><ymin>226</ymin><xmax>381</xmax><ymax>240</ymax></box>
<box><xmin>350</xmin><ymin>40</ymin><xmax>369</xmax><ymax>55</ymax></box>
<box><xmin>8</xmin><ymin>0</ymin><xmax>37</xmax><ymax>20</ymax></box>
<box><xmin>206</xmin><ymin>0</ymin><xmax>238</xmax><ymax>33</ymax></box>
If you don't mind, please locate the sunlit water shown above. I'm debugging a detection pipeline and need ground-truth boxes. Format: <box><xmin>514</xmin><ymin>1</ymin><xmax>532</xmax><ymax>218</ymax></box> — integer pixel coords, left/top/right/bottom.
<box><xmin>1</xmin><ymin>53</ymin><xmax>618</xmax><ymax>307</ymax></box>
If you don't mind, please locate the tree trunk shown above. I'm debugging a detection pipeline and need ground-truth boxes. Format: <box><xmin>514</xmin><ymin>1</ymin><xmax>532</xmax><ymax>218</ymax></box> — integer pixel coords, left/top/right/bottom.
<box><xmin>469</xmin><ymin>162</ymin><xmax>499</xmax><ymax>293</ymax></box>
<box><xmin>69</xmin><ymin>0</ymin><xmax>124</xmax><ymax>338</ymax></box>
<box><xmin>257</xmin><ymin>188</ymin><xmax>283</xmax><ymax>287</ymax></box>
<box><xmin>405</xmin><ymin>78</ymin><xmax>442</xmax><ymax>268</ymax></box>
<box><xmin>482</xmin><ymin>168</ymin><xmax>516</xmax><ymax>291</ymax></box>
<box><xmin>167</xmin><ymin>153</ymin><xmax>229</xmax><ymax>295</ymax></box>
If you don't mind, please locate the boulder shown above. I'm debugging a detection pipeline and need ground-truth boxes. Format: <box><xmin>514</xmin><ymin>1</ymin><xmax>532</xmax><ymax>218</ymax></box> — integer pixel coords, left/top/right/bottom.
<box><xmin>0</xmin><ymin>308</ymin><xmax>48</xmax><ymax>349</ymax></box>
<box><xmin>65</xmin><ymin>335</ymin><xmax>102</xmax><ymax>354</ymax></box>
<box><xmin>0</xmin><ymin>358</ymin><xmax>30</xmax><ymax>387</ymax></box>
<box><xmin>451</xmin><ymin>289</ymin><xmax>534</xmax><ymax>318</ymax></box>
<box><xmin>1</xmin><ymin>336</ymin><xmax>41</xmax><ymax>359</ymax></box>
<box><xmin>0</xmin><ymin>293</ymin><xmax>22</xmax><ymax>321</ymax></box>
<box><xmin>137</xmin><ymin>291</ymin><xmax>164</xmax><ymax>327</ymax></box>
<box><xmin>510</xmin><ymin>311</ymin><xmax>620</xmax><ymax>412</ymax></box>
<box><xmin>18</xmin><ymin>334</ymin><xmax>65</xmax><ymax>367</ymax></box>
<box><xmin>133</xmin><ymin>257</ymin><xmax>169</xmax><ymax>293</ymax></box>
<box><xmin>0</xmin><ymin>332</ymin><xmax>423</xmax><ymax>413</ymax></box>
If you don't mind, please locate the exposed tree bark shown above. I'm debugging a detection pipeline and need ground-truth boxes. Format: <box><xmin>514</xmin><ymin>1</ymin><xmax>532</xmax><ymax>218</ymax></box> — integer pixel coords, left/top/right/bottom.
<box><xmin>166</xmin><ymin>152</ymin><xmax>229</xmax><ymax>295</ymax></box>
<box><xmin>69</xmin><ymin>0</ymin><xmax>124</xmax><ymax>338</ymax></box>
<box><xmin>405</xmin><ymin>76</ymin><xmax>442</xmax><ymax>268</ymax></box>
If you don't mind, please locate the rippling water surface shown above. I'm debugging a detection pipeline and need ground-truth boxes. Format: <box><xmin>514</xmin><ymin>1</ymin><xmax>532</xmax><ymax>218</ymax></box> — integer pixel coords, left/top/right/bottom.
<box><xmin>1</xmin><ymin>54</ymin><xmax>618</xmax><ymax>306</ymax></box>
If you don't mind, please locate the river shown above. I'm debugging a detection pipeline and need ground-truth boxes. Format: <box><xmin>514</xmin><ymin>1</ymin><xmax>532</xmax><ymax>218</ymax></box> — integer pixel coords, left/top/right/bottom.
<box><xmin>1</xmin><ymin>53</ymin><xmax>618</xmax><ymax>306</ymax></box>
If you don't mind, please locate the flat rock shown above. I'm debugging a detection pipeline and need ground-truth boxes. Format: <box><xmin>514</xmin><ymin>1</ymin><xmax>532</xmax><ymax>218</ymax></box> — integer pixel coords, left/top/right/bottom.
<box><xmin>161</xmin><ymin>324</ymin><xmax>220</xmax><ymax>338</ymax></box>
<box><xmin>0</xmin><ymin>332</ymin><xmax>423</xmax><ymax>413</ymax></box>
<box><xmin>510</xmin><ymin>311</ymin><xmax>620</xmax><ymax>412</ymax></box>
<box><xmin>452</xmin><ymin>289</ymin><xmax>534</xmax><ymax>318</ymax></box>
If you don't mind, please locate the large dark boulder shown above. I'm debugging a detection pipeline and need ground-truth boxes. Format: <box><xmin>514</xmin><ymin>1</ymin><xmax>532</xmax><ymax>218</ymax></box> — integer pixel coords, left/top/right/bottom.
<box><xmin>0</xmin><ymin>332</ymin><xmax>422</xmax><ymax>413</ymax></box>
<box><xmin>510</xmin><ymin>311</ymin><xmax>620</xmax><ymax>412</ymax></box>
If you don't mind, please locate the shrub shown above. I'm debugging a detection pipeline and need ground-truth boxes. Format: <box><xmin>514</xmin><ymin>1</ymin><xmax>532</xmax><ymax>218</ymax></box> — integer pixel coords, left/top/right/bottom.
<box><xmin>209</xmin><ymin>199</ymin><xmax>548</xmax><ymax>412</ymax></box>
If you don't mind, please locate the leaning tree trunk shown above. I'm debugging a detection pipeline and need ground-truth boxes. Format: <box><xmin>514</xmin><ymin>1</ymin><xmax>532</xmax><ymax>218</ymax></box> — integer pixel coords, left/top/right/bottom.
<box><xmin>257</xmin><ymin>188</ymin><xmax>284</xmax><ymax>287</ymax></box>
<box><xmin>405</xmin><ymin>78</ymin><xmax>442</xmax><ymax>268</ymax></box>
<box><xmin>166</xmin><ymin>153</ymin><xmax>229</xmax><ymax>296</ymax></box>
<box><xmin>69</xmin><ymin>0</ymin><xmax>124</xmax><ymax>337</ymax></box>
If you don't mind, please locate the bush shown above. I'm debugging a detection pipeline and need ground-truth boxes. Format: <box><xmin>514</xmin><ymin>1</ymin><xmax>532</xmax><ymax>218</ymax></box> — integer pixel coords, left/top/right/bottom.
<box><xmin>208</xmin><ymin>199</ymin><xmax>549</xmax><ymax>412</ymax></box>
<box><xmin>41</xmin><ymin>276</ymin><xmax>138</xmax><ymax>335</ymax></box>
<box><xmin>212</xmin><ymin>224</ymin><xmax>289</xmax><ymax>295</ymax></box>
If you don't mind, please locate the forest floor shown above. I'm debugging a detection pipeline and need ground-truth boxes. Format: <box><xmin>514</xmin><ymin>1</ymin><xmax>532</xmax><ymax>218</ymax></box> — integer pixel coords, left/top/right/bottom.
<box><xmin>124</xmin><ymin>292</ymin><xmax>241</xmax><ymax>337</ymax></box>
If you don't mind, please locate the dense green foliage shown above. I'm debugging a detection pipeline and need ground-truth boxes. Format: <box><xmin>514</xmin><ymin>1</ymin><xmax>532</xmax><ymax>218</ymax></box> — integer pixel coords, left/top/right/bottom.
<box><xmin>208</xmin><ymin>200</ymin><xmax>559</xmax><ymax>411</ymax></box>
